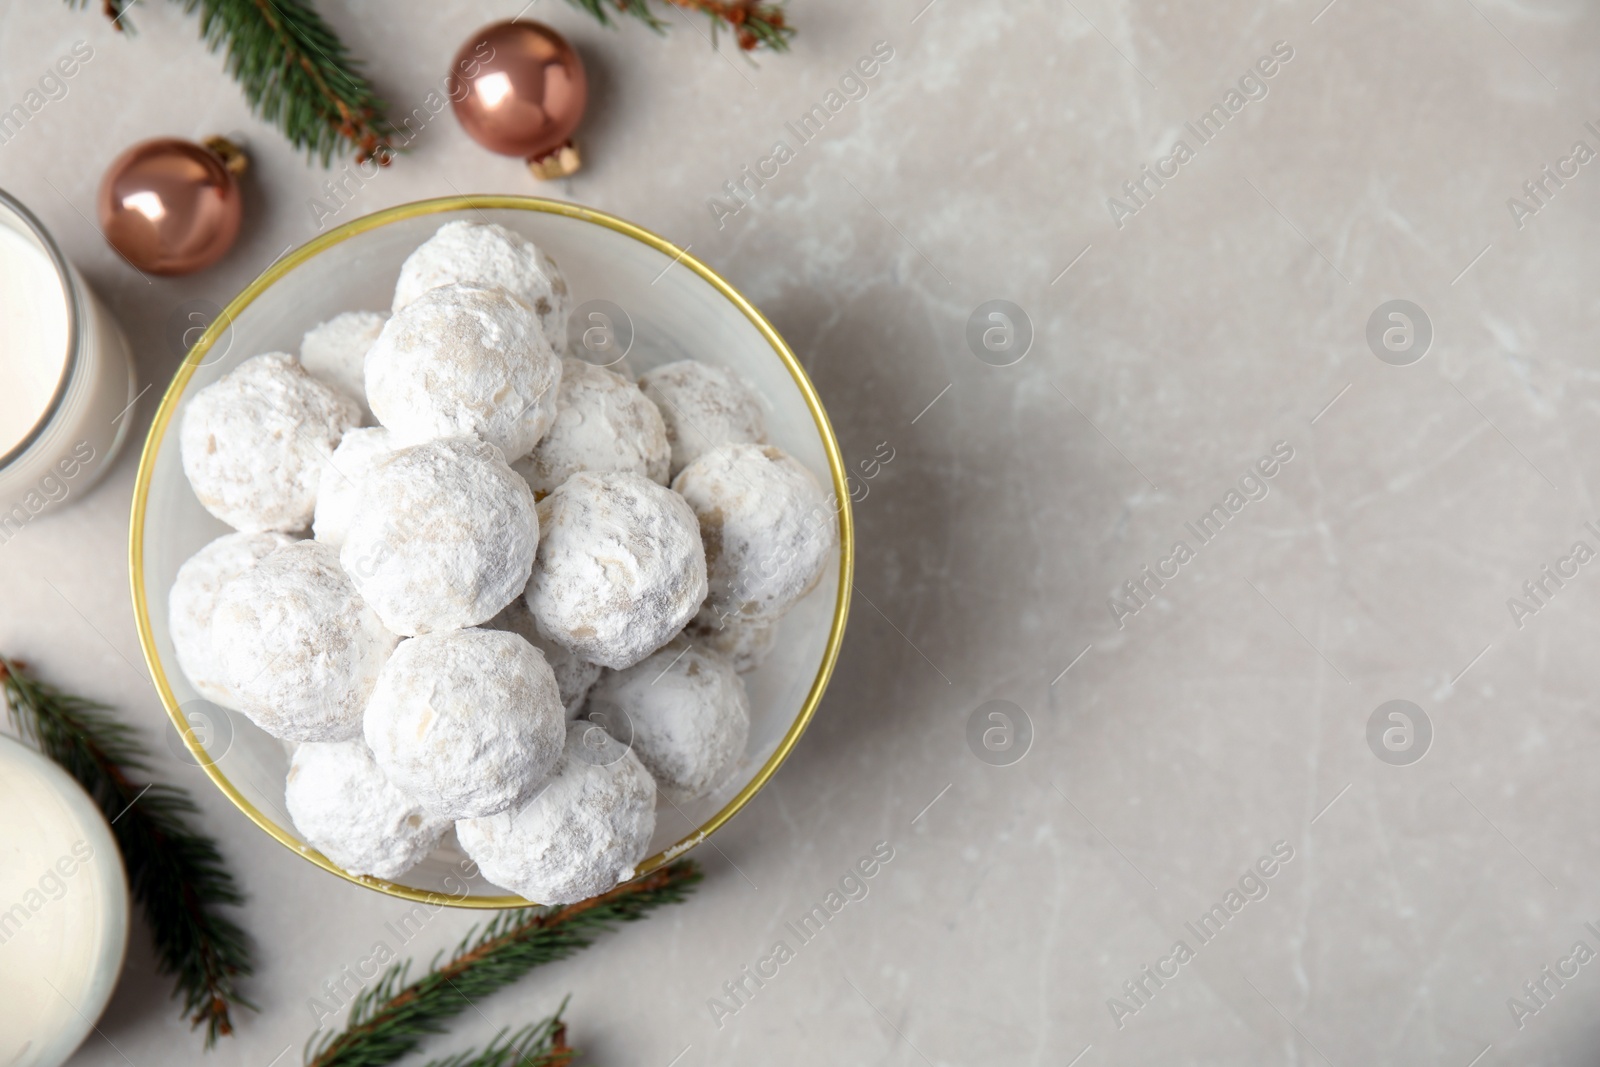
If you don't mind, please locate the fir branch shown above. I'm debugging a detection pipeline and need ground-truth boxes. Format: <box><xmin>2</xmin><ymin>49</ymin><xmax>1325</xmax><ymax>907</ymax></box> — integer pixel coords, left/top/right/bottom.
<box><xmin>98</xmin><ymin>0</ymin><xmax>135</xmax><ymax>28</ymax></box>
<box><xmin>306</xmin><ymin>861</ymin><xmax>702</xmax><ymax>1067</ymax></box>
<box><xmin>66</xmin><ymin>0</ymin><xmax>397</xmax><ymax>164</ymax></box>
<box><xmin>565</xmin><ymin>0</ymin><xmax>794</xmax><ymax>52</ymax></box>
<box><xmin>0</xmin><ymin>657</ymin><xmax>255</xmax><ymax>1046</ymax></box>
<box><xmin>419</xmin><ymin>1005</ymin><xmax>574</xmax><ymax>1067</ymax></box>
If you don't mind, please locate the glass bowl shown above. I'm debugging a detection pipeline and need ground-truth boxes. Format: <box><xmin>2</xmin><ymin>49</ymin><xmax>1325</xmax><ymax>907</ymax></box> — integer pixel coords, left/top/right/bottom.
<box><xmin>129</xmin><ymin>195</ymin><xmax>853</xmax><ymax>907</ymax></box>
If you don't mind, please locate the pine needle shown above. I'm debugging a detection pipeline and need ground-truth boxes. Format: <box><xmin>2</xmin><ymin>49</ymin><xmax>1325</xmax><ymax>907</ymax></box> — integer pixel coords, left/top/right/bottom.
<box><xmin>419</xmin><ymin>1004</ymin><xmax>574</xmax><ymax>1067</ymax></box>
<box><xmin>306</xmin><ymin>861</ymin><xmax>702</xmax><ymax>1067</ymax></box>
<box><xmin>565</xmin><ymin>0</ymin><xmax>667</xmax><ymax>34</ymax></box>
<box><xmin>66</xmin><ymin>0</ymin><xmax>398</xmax><ymax>164</ymax></box>
<box><xmin>0</xmin><ymin>657</ymin><xmax>255</xmax><ymax>1046</ymax></box>
<box><xmin>563</xmin><ymin>0</ymin><xmax>793</xmax><ymax>52</ymax></box>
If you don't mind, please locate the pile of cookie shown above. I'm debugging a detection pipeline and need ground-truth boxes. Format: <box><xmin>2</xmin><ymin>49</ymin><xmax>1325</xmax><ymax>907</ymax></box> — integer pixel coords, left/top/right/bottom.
<box><xmin>169</xmin><ymin>221</ymin><xmax>834</xmax><ymax>903</ymax></box>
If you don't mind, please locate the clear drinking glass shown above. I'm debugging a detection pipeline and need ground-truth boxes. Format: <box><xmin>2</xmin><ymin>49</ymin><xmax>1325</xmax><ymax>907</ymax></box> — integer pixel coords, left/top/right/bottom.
<box><xmin>0</xmin><ymin>187</ymin><xmax>136</xmax><ymax>542</ymax></box>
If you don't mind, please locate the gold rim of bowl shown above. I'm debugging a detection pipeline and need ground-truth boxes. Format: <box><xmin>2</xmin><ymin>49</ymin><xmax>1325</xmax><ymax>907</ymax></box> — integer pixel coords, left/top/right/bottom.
<box><xmin>128</xmin><ymin>194</ymin><xmax>856</xmax><ymax>909</ymax></box>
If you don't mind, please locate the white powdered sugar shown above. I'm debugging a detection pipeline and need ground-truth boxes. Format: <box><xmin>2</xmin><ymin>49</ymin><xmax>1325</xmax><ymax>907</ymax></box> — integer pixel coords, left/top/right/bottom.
<box><xmin>301</xmin><ymin>310</ymin><xmax>385</xmax><ymax>422</ymax></box>
<box><xmin>456</xmin><ymin>721</ymin><xmax>656</xmax><ymax>904</ymax></box>
<box><xmin>588</xmin><ymin>642</ymin><xmax>750</xmax><ymax>804</ymax></box>
<box><xmin>341</xmin><ymin>436</ymin><xmax>537</xmax><ymax>636</ymax></box>
<box><xmin>211</xmin><ymin>540</ymin><xmax>397</xmax><ymax>742</ymax></box>
<box><xmin>639</xmin><ymin>359</ymin><xmax>767</xmax><ymax>478</ymax></box>
<box><xmin>513</xmin><ymin>358</ymin><xmax>670</xmax><ymax>495</ymax></box>
<box><xmin>312</xmin><ymin>427</ymin><xmax>393</xmax><ymax>550</ymax></box>
<box><xmin>366</xmin><ymin>283</ymin><xmax>561</xmax><ymax>461</ymax></box>
<box><xmin>673</xmin><ymin>443</ymin><xmax>834</xmax><ymax>623</ymax></box>
<box><xmin>526</xmin><ymin>382</ymin><xmax>560</xmax><ymax>450</ymax></box>
<box><xmin>285</xmin><ymin>740</ymin><xmax>451</xmax><ymax>880</ymax></box>
<box><xmin>169</xmin><ymin>530</ymin><xmax>296</xmax><ymax>706</ymax></box>
<box><xmin>180</xmin><ymin>351</ymin><xmax>361</xmax><ymax>532</ymax></box>
<box><xmin>487</xmin><ymin>596</ymin><xmax>602</xmax><ymax>719</ymax></box>
<box><xmin>524</xmin><ymin>470</ymin><xmax>707</xmax><ymax>670</ymax></box>
<box><xmin>582</xmin><ymin>352</ymin><xmax>636</xmax><ymax>382</ymax></box>
<box><xmin>688</xmin><ymin>610</ymin><xmax>779</xmax><ymax>674</ymax></box>
<box><xmin>392</xmin><ymin>220</ymin><xmax>571</xmax><ymax>346</ymax></box>
<box><xmin>364</xmin><ymin>628</ymin><xmax>565</xmax><ymax>820</ymax></box>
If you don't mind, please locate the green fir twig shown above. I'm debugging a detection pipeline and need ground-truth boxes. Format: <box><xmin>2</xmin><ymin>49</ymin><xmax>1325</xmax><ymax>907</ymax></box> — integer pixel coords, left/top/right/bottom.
<box><xmin>420</xmin><ymin>1004</ymin><xmax>574</xmax><ymax>1067</ymax></box>
<box><xmin>0</xmin><ymin>657</ymin><xmax>255</xmax><ymax>1046</ymax></box>
<box><xmin>67</xmin><ymin>0</ymin><xmax>397</xmax><ymax>164</ymax></box>
<box><xmin>306</xmin><ymin>861</ymin><xmax>701</xmax><ymax>1067</ymax></box>
<box><xmin>564</xmin><ymin>0</ymin><xmax>794</xmax><ymax>52</ymax></box>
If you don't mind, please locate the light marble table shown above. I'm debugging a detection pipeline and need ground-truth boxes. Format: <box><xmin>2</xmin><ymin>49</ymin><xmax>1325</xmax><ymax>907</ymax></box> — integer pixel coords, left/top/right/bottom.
<box><xmin>3</xmin><ymin>0</ymin><xmax>1600</xmax><ymax>1063</ymax></box>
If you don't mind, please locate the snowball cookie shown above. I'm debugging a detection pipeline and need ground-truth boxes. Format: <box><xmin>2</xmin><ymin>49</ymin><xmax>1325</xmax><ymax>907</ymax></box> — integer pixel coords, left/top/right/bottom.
<box><xmin>341</xmin><ymin>436</ymin><xmax>537</xmax><ymax>636</ymax></box>
<box><xmin>487</xmin><ymin>597</ymin><xmax>602</xmax><ymax>719</ymax></box>
<box><xmin>285</xmin><ymin>741</ymin><xmax>451</xmax><ymax>880</ymax></box>
<box><xmin>311</xmin><ymin>427</ymin><xmax>393</xmax><ymax>551</ymax></box>
<box><xmin>212</xmin><ymin>540</ymin><xmax>397</xmax><ymax>742</ymax></box>
<box><xmin>588</xmin><ymin>642</ymin><xmax>750</xmax><ymax>804</ymax></box>
<box><xmin>169</xmin><ymin>530</ymin><xmax>296</xmax><ymax>706</ymax></box>
<box><xmin>364</xmin><ymin>628</ymin><xmax>566</xmax><ymax>820</ymax></box>
<box><xmin>513</xmin><ymin>358</ymin><xmax>670</xmax><ymax>495</ymax></box>
<box><xmin>639</xmin><ymin>360</ymin><xmax>767</xmax><ymax>478</ymax></box>
<box><xmin>366</xmin><ymin>283</ymin><xmax>561</xmax><ymax>461</ymax></box>
<box><xmin>456</xmin><ymin>721</ymin><xmax>656</xmax><ymax>904</ymax></box>
<box><xmin>689</xmin><ymin>610</ymin><xmax>778</xmax><ymax>674</ymax></box>
<box><xmin>673</xmin><ymin>443</ymin><xmax>834</xmax><ymax>623</ymax></box>
<box><xmin>524</xmin><ymin>470</ymin><xmax>707</xmax><ymax>670</ymax></box>
<box><xmin>300</xmin><ymin>310</ymin><xmax>385</xmax><ymax>422</ymax></box>
<box><xmin>180</xmin><ymin>351</ymin><xmax>361</xmax><ymax>532</ymax></box>
<box><xmin>392</xmin><ymin>220</ymin><xmax>571</xmax><ymax>346</ymax></box>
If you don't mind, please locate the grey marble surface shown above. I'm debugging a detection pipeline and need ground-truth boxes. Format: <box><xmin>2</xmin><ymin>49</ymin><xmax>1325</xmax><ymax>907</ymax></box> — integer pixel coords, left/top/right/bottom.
<box><xmin>4</xmin><ymin>0</ymin><xmax>1600</xmax><ymax>1063</ymax></box>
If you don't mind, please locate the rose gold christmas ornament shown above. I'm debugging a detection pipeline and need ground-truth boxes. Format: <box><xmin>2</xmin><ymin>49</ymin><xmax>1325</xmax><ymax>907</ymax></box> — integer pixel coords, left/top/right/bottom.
<box><xmin>449</xmin><ymin>21</ymin><xmax>587</xmax><ymax>180</ymax></box>
<box><xmin>97</xmin><ymin>136</ymin><xmax>246</xmax><ymax>276</ymax></box>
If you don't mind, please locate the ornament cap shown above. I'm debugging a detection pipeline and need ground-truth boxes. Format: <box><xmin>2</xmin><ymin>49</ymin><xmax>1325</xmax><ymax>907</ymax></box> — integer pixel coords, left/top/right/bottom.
<box><xmin>527</xmin><ymin>142</ymin><xmax>581</xmax><ymax>181</ymax></box>
<box><xmin>201</xmin><ymin>136</ymin><xmax>249</xmax><ymax>178</ymax></box>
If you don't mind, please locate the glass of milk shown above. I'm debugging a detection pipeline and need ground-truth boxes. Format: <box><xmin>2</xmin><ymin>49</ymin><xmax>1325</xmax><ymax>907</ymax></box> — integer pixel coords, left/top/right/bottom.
<box><xmin>0</xmin><ymin>732</ymin><xmax>129</xmax><ymax>1067</ymax></box>
<box><xmin>0</xmin><ymin>188</ymin><xmax>136</xmax><ymax>542</ymax></box>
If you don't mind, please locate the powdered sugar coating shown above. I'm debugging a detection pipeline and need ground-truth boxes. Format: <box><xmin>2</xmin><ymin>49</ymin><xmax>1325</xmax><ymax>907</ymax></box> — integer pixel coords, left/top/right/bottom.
<box><xmin>364</xmin><ymin>628</ymin><xmax>565</xmax><ymax>820</ymax></box>
<box><xmin>366</xmin><ymin>283</ymin><xmax>561</xmax><ymax>461</ymax></box>
<box><xmin>212</xmin><ymin>540</ymin><xmax>397</xmax><ymax>742</ymax></box>
<box><xmin>513</xmin><ymin>358</ymin><xmax>670</xmax><ymax>495</ymax></box>
<box><xmin>392</xmin><ymin>220</ymin><xmax>571</xmax><ymax>345</ymax></box>
<box><xmin>285</xmin><ymin>740</ymin><xmax>451</xmax><ymax>880</ymax></box>
<box><xmin>487</xmin><ymin>597</ymin><xmax>602</xmax><ymax>719</ymax></box>
<box><xmin>301</xmin><ymin>311</ymin><xmax>385</xmax><ymax>422</ymax></box>
<box><xmin>526</xmin><ymin>382</ymin><xmax>560</xmax><ymax>448</ymax></box>
<box><xmin>688</xmin><ymin>610</ymin><xmax>779</xmax><ymax>674</ymax></box>
<box><xmin>639</xmin><ymin>360</ymin><xmax>767</xmax><ymax>478</ymax></box>
<box><xmin>588</xmin><ymin>642</ymin><xmax>750</xmax><ymax>804</ymax></box>
<box><xmin>180</xmin><ymin>351</ymin><xmax>361</xmax><ymax>532</ymax></box>
<box><xmin>673</xmin><ymin>443</ymin><xmax>834</xmax><ymax>622</ymax></box>
<box><xmin>524</xmin><ymin>470</ymin><xmax>707</xmax><ymax>670</ymax></box>
<box><xmin>456</xmin><ymin>722</ymin><xmax>656</xmax><ymax>904</ymax></box>
<box><xmin>574</xmin><ymin>352</ymin><xmax>637</xmax><ymax>382</ymax></box>
<box><xmin>312</xmin><ymin>427</ymin><xmax>393</xmax><ymax>551</ymax></box>
<box><xmin>169</xmin><ymin>531</ymin><xmax>296</xmax><ymax>706</ymax></box>
<box><xmin>341</xmin><ymin>436</ymin><xmax>537</xmax><ymax>636</ymax></box>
